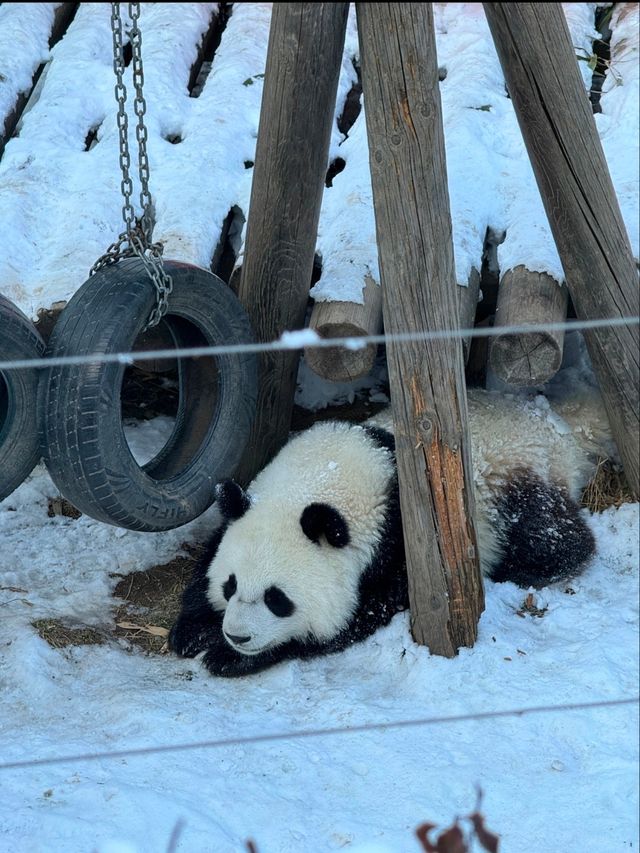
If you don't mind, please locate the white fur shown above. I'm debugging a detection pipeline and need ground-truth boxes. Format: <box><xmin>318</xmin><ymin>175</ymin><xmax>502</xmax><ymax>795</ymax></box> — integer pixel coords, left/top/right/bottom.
<box><xmin>206</xmin><ymin>422</ymin><xmax>396</xmax><ymax>654</ymax></box>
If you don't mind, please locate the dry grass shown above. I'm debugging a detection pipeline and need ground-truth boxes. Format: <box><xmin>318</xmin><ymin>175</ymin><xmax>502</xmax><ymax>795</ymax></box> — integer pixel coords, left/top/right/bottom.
<box><xmin>581</xmin><ymin>457</ymin><xmax>635</xmax><ymax>513</ymax></box>
<box><xmin>112</xmin><ymin>546</ymin><xmax>202</xmax><ymax>654</ymax></box>
<box><xmin>47</xmin><ymin>496</ymin><xmax>82</xmax><ymax>519</ymax></box>
<box><xmin>32</xmin><ymin>619</ymin><xmax>105</xmax><ymax>648</ymax></box>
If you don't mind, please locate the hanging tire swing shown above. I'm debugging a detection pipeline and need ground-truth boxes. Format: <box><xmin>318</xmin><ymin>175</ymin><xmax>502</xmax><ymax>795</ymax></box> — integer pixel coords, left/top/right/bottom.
<box><xmin>0</xmin><ymin>294</ymin><xmax>46</xmax><ymax>502</ymax></box>
<box><xmin>38</xmin><ymin>4</ymin><xmax>257</xmax><ymax>531</ymax></box>
<box><xmin>39</xmin><ymin>258</ymin><xmax>257</xmax><ymax>531</ymax></box>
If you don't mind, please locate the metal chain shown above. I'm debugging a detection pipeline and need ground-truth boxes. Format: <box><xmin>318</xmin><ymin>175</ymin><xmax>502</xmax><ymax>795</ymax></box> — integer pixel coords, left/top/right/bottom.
<box><xmin>90</xmin><ymin>2</ymin><xmax>173</xmax><ymax>328</ymax></box>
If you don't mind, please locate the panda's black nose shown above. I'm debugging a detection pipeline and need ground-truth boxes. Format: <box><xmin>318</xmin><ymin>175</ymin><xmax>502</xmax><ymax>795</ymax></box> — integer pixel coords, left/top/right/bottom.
<box><xmin>225</xmin><ymin>632</ymin><xmax>251</xmax><ymax>645</ymax></box>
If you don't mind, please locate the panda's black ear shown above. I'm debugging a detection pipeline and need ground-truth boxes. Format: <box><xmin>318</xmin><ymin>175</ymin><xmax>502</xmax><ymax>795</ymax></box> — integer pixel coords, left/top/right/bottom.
<box><xmin>300</xmin><ymin>503</ymin><xmax>350</xmax><ymax>548</ymax></box>
<box><xmin>215</xmin><ymin>479</ymin><xmax>251</xmax><ymax>521</ymax></box>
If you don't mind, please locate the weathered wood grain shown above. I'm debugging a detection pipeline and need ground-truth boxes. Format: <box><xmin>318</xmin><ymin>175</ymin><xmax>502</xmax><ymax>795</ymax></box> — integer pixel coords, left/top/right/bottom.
<box><xmin>235</xmin><ymin>3</ymin><xmax>349</xmax><ymax>484</ymax></box>
<box><xmin>357</xmin><ymin>2</ymin><xmax>484</xmax><ymax>657</ymax></box>
<box><xmin>484</xmin><ymin>2</ymin><xmax>639</xmax><ymax>495</ymax></box>
<box><xmin>490</xmin><ymin>267</ymin><xmax>568</xmax><ymax>385</ymax></box>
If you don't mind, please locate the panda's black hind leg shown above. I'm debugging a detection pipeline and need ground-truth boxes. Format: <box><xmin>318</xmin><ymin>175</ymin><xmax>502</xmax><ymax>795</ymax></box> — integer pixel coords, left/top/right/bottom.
<box><xmin>489</xmin><ymin>468</ymin><xmax>596</xmax><ymax>588</ymax></box>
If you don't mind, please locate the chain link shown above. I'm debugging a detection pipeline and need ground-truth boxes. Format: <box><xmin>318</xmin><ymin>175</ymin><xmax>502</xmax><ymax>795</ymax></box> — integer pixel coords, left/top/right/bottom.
<box><xmin>91</xmin><ymin>2</ymin><xmax>173</xmax><ymax>328</ymax></box>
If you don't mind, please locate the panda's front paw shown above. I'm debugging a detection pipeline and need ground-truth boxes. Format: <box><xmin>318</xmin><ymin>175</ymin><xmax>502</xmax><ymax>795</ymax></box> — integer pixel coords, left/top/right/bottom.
<box><xmin>169</xmin><ymin>613</ymin><xmax>219</xmax><ymax>659</ymax></box>
<box><xmin>201</xmin><ymin>643</ymin><xmax>274</xmax><ymax>678</ymax></box>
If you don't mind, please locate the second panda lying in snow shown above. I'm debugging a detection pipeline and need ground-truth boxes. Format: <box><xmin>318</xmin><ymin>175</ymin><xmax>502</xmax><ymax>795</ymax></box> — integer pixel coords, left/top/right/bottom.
<box><xmin>169</xmin><ymin>389</ymin><xmax>604</xmax><ymax>677</ymax></box>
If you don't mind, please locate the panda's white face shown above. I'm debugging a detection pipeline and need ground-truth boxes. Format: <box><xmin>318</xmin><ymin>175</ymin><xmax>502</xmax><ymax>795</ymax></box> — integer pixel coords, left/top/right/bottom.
<box><xmin>206</xmin><ymin>500</ymin><xmax>363</xmax><ymax>656</ymax></box>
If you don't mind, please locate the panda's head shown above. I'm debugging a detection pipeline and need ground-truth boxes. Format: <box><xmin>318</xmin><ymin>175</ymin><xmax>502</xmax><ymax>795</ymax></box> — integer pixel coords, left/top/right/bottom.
<box><xmin>206</xmin><ymin>421</ymin><xmax>396</xmax><ymax>658</ymax></box>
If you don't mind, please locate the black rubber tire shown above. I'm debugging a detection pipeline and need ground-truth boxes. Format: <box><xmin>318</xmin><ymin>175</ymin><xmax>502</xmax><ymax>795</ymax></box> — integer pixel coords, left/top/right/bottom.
<box><xmin>0</xmin><ymin>295</ymin><xmax>46</xmax><ymax>502</ymax></box>
<box><xmin>39</xmin><ymin>258</ymin><xmax>257</xmax><ymax>531</ymax></box>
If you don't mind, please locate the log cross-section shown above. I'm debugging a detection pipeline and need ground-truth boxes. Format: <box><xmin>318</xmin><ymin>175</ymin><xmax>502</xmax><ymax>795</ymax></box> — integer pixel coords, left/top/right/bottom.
<box><xmin>356</xmin><ymin>2</ymin><xmax>484</xmax><ymax>657</ymax></box>
<box><xmin>235</xmin><ymin>3</ymin><xmax>350</xmax><ymax>485</ymax></box>
<box><xmin>484</xmin><ymin>2</ymin><xmax>640</xmax><ymax>495</ymax></box>
<box><xmin>490</xmin><ymin>267</ymin><xmax>569</xmax><ymax>386</ymax></box>
<box><xmin>305</xmin><ymin>275</ymin><xmax>383</xmax><ymax>382</ymax></box>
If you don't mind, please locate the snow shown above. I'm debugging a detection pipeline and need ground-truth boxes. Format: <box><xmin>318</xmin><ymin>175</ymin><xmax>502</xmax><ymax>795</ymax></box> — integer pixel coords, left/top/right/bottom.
<box><xmin>0</xmin><ymin>4</ymin><xmax>638</xmax><ymax>852</ymax></box>
<box><xmin>596</xmin><ymin>2</ymin><xmax>640</xmax><ymax>260</ymax></box>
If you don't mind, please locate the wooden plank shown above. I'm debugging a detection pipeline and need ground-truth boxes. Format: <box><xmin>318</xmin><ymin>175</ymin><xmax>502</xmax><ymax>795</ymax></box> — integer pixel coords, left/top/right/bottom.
<box><xmin>305</xmin><ymin>275</ymin><xmax>382</xmax><ymax>381</ymax></box>
<box><xmin>235</xmin><ymin>3</ymin><xmax>350</xmax><ymax>485</ymax></box>
<box><xmin>356</xmin><ymin>2</ymin><xmax>484</xmax><ymax>658</ymax></box>
<box><xmin>483</xmin><ymin>2</ymin><xmax>640</xmax><ymax>496</ymax></box>
<box><xmin>490</xmin><ymin>267</ymin><xmax>568</xmax><ymax>386</ymax></box>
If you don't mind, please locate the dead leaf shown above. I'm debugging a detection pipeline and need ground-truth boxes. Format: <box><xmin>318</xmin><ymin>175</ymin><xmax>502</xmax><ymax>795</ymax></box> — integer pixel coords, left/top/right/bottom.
<box><xmin>116</xmin><ymin>622</ymin><xmax>169</xmax><ymax>637</ymax></box>
<box><xmin>416</xmin><ymin>822</ymin><xmax>467</xmax><ymax>852</ymax></box>
<box><xmin>469</xmin><ymin>812</ymin><xmax>500</xmax><ymax>852</ymax></box>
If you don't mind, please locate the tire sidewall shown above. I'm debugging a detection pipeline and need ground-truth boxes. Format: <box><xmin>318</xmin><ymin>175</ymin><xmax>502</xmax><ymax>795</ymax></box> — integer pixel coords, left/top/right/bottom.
<box><xmin>41</xmin><ymin>260</ymin><xmax>257</xmax><ymax>530</ymax></box>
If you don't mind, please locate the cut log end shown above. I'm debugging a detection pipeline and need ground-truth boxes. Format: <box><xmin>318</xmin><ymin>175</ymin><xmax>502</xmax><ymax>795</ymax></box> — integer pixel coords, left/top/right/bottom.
<box><xmin>490</xmin><ymin>266</ymin><xmax>569</xmax><ymax>387</ymax></box>
<box><xmin>304</xmin><ymin>322</ymin><xmax>377</xmax><ymax>383</ymax></box>
<box><xmin>490</xmin><ymin>329</ymin><xmax>564</xmax><ymax>386</ymax></box>
<box><xmin>306</xmin><ymin>275</ymin><xmax>383</xmax><ymax>382</ymax></box>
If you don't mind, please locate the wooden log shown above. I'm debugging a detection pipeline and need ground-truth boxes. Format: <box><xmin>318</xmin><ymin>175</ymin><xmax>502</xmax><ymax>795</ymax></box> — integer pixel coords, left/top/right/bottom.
<box><xmin>489</xmin><ymin>266</ymin><xmax>569</xmax><ymax>386</ymax></box>
<box><xmin>483</xmin><ymin>2</ymin><xmax>640</xmax><ymax>496</ymax></box>
<box><xmin>234</xmin><ymin>3</ymin><xmax>349</xmax><ymax>485</ymax></box>
<box><xmin>1</xmin><ymin>3</ymin><xmax>79</xmax><ymax>155</ymax></box>
<box><xmin>305</xmin><ymin>274</ymin><xmax>382</xmax><ymax>382</ymax></box>
<box><xmin>457</xmin><ymin>266</ymin><xmax>481</xmax><ymax>365</ymax></box>
<box><xmin>356</xmin><ymin>2</ymin><xmax>484</xmax><ymax>658</ymax></box>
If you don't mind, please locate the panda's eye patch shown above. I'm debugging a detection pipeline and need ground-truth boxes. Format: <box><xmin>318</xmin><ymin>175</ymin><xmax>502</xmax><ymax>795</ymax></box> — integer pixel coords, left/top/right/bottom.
<box><xmin>222</xmin><ymin>574</ymin><xmax>237</xmax><ymax>601</ymax></box>
<box><xmin>264</xmin><ymin>586</ymin><xmax>295</xmax><ymax>618</ymax></box>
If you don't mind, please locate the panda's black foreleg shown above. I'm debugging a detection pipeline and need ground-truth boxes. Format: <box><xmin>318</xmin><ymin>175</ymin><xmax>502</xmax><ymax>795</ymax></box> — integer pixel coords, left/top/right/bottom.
<box><xmin>169</xmin><ymin>536</ymin><xmax>224</xmax><ymax>659</ymax></box>
<box><xmin>489</xmin><ymin>468</ymin><xmax>596</xmax><ymax>588</ymax></box>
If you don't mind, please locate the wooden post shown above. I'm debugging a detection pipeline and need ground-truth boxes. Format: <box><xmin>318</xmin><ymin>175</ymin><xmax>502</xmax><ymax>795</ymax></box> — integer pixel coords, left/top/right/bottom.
<box><xmin>357</xmin><ymin>2</ymin><xmax>484</xmax><ymax>657</ymax></box>
<box><xmin>235</xmin><ymin>3</ymin><xmax>349</xmax><ymax>484</ymax></box>
<box><xmin>484</xmin><ymin>3</ymin><xmax>640</xmax><ymax>496</ymax></box>
<box><xmin>490</xmin><ymin>267</ymin><xmax>569</xmax><ymax>386</ymax></box>
<box><xmin>305</xmin><ymin>275</ymin><xmax>382</xmax><ymax>381</ymax></box>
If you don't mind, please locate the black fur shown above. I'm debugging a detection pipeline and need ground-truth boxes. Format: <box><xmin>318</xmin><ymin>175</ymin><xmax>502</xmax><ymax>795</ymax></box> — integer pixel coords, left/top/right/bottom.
<box><xmin>488</xmin><ymin>468</ymin><xmax>596</xmax><ymax>587</ymax></box>
<box><xmin>362</xmin><ymin>424</ymin><xmax>396</xmax><ymax>453</ymax></box>
<box><xmin>300</xmin><ymin>503</ymin><xmax>350</xmax><ymax>548</ymax></box>
<box><xmin>168</xmin><ymin>527</ymin><xmax>226</xmax><ymax>660</ymax></box>
<box><xmin>215</xmin><ymin>479</ymin><xmax>250</xmax><ymax>521</ymax></box>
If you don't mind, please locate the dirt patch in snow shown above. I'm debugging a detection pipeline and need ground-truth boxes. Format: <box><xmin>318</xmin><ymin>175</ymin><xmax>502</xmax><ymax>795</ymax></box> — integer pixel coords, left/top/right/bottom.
<box><xmin>111</xmin><ymin>546</ymin><xmax>203</xmax><ymax>654</ymax></box>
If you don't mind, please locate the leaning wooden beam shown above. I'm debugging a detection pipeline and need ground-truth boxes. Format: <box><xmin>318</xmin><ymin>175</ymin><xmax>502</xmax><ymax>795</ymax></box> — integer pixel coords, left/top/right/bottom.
<box><xmin>490</xmin><ymin>267</ymin><xmax>569</xmax><ymax>386</ymax></box>
<box><xmin>356</xmin><ymin>2</ymin><xmax>484</xmax><ymax>658</ymax></box>
<box><xmin>484</xmin><ymin>2</ymin><xmax>640</xmax><ymax>496</ymax></box>
<box><xmin>235</xmin><ymin>3</ymin><xmax>350</xmax><ymax>485</ymax></box>
<box><xmin>305</xmin><ymin>275</ymin><xmax>382</xmax><ymax>382</ymax></box>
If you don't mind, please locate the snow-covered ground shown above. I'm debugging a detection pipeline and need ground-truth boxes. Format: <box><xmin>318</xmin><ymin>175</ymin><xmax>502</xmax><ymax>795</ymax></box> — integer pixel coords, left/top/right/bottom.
<box><xmin>0</xmin><ymin>3</ymin><xmax>638</xmax><ymax>852</ymax></box>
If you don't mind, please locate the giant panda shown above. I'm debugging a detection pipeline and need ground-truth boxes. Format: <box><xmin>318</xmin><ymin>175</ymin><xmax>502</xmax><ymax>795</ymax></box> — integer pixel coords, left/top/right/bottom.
<box><xmin>169</xmin><ymin>388</ymin><xmax>604</xmax><ymax>677</ymax></box>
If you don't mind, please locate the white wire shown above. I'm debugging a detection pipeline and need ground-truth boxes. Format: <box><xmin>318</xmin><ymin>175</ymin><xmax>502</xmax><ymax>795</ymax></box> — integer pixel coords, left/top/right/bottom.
<box><xmin>0</xmin><ymin>315</ymin><xmax>638</xmax><ymax>372</ymax></box>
